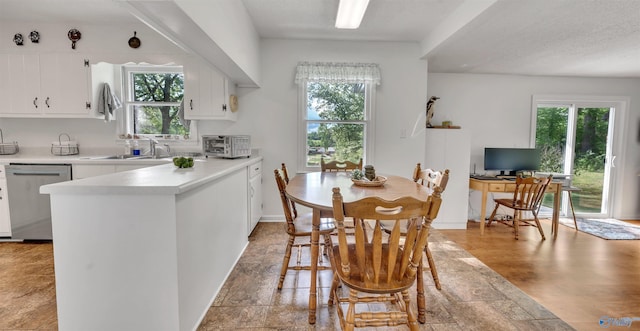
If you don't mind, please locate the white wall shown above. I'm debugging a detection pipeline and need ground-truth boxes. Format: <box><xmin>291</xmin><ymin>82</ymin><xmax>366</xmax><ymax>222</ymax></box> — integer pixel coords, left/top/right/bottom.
<box><xmin>428</xmin><ymin>73</ymin><xmax>640</xmax><ymax>219</ymax></box>
<box><xmin>205</xmin><ymin>39</ymin><xmax>428</xmax><ymax>219</ymax></box>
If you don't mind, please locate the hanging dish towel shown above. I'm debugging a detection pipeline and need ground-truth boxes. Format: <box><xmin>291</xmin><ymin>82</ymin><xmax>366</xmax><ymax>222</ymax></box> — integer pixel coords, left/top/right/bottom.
<box><xmin>177</xmin><ymin>99</ymin><xmax>191</xmax><ymax>128</ymax></box>
<box><xmin>97</xmin><ymin>82</ymin><xmax>122</xmax><ymax>122</ymax></box>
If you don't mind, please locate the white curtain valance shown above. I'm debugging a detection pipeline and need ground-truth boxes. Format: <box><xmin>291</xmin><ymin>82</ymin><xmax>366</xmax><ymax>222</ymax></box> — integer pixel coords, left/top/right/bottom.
<box><xmin>294</xmin><ymin>62</ymin><xmax>381</xmax><ymax>85</ymax></box>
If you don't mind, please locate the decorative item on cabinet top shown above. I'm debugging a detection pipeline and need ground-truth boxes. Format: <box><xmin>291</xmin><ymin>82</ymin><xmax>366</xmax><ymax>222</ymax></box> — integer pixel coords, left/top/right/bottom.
<box><xmin>51</xmin><ymin>133</ymin><xmax>79</xmax><ymax>156</ymax></box>
<box><xmin>429</xmin><ymin>120</ymin><xmax>461</xmax><ymax>129</ymax></box>
<box><xmin>0</xmin><ymin>129</ymin><xmax>19</xmax><ymax>155</ymax></box>
<box><xmin>425</xmin><ymin>96</ymin><xmax>440</xmax><ymax>128</ymax></box>
<box><xmin>67</xmin><ymin>28</ymin><xmax>81</xmax><ymax>49</ymax></box>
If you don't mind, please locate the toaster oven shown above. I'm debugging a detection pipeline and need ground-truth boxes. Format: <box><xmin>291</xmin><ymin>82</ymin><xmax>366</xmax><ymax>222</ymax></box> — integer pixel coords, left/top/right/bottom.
<box><xmin>202</xmin><ymin>135</ymin><xmax>251</xmax><ymax>158</ymax></box>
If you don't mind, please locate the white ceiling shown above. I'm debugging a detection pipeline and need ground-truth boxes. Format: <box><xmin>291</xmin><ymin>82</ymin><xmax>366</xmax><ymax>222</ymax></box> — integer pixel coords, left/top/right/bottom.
<box><xmin>2</xmin><ymin>0</ymin><xmax>640</xmax><ymax>78</ymax></box>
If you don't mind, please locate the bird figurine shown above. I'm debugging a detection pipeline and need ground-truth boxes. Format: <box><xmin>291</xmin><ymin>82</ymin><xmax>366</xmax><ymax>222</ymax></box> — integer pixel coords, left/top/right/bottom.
<box><xmin>425</xmin><ymin>96</ymin><xmax>440</xmax><ymax>128</ymax></box>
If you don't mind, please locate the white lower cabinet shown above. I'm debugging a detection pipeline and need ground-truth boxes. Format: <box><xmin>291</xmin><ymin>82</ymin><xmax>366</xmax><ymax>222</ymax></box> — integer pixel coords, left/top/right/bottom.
<box><xmin>248</xmin><ymin>160</ymin><xmax>262</xmax><ymax>235</ymax></box>
<box><xmin>0</xmin><ymin>165</ymin><xmax>10</xmax><ymax>237</ymax></box>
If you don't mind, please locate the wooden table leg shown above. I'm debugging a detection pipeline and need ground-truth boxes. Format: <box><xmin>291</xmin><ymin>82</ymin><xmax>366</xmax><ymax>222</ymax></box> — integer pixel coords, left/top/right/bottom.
<box><xmin>480</xmin><ymin>186</ymin><xmax>487</xmax><ymax>235</ymax></box>
<box><xmin>552</xmin><ymin>185</ymin><xmax>561</xmax><ymax>239</ymax></box>
<box><xmin>568</xmin><ymin>191</ymin><xmax>578</xmax><ymax>229</ymax></box>
<box><xmin>308</xmin><ymin>208</ymin><xmax>320</xmax><ymax>324</ymax></box>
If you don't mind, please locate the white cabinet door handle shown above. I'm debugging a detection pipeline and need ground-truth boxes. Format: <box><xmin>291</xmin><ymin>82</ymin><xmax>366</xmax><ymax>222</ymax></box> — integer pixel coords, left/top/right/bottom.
<box><xmin>33</xmin><ymin>97</ymin><xmax>38</xmax><ymax>108</ymax></box>
<box><xmin>45</xmin><ymin>97</ymin><xmax>50</xmax><ymax>108</ymax></box>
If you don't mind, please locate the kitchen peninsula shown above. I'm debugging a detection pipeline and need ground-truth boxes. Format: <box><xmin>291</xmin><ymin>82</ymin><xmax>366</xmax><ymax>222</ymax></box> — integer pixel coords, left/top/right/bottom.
<box><xmin>40</xmin><ymin>155</ymin><xmax>262</xmax><ymax>331</ymax></box>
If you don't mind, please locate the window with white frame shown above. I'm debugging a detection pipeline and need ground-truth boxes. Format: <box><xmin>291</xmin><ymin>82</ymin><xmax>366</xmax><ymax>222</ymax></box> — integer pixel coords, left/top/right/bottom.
<box><xmin>295</xmin><ymin>62</ymin><xmax>380</xmax><ymax>172</ymax></box>
<box><xmin>122</xmin><ymin>65</ymin><xmax>194</xmax><ymax>140</ymax></box>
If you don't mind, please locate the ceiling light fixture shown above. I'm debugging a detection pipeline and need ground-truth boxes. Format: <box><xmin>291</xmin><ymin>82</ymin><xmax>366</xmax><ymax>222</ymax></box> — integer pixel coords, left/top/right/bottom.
<box><xmin>335</xmin><ymin>0</ymin><xmax>370</xmax><ymax>29</ymax></box>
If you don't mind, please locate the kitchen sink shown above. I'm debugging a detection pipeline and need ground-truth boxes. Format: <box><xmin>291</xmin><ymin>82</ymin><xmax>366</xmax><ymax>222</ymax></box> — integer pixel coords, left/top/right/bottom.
<box><xmin>91</xmin><ymin>155</ymin><xmax>155</xmax><ymax>160</ymax></box>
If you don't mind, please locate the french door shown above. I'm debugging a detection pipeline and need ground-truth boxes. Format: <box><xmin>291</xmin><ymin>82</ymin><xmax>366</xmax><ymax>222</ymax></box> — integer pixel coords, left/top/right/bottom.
<box><xmin>533</xmin><ymin>98</ymin><xmax>617</xmax><ymax>219</ymax></box>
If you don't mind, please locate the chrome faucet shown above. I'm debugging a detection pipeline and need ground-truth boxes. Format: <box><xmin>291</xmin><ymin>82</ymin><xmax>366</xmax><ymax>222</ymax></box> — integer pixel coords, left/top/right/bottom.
<box><xmin>147</xmin><ymin>138</ymin><xmax>171</xmax><ymax>158</ymax></box>
<box><xmin>148</xmin><ymin>138</ymin><xmax>158</xmax><ymax>157</ymax></box>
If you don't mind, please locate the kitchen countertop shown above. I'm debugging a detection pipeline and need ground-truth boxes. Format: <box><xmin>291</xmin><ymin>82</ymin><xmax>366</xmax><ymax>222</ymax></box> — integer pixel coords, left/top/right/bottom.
<box><xmin>40</xmin><ymin>155</ymin><xmax>262</xmax><ymax>195</ymax></box>
<box><xmin>0</xmin><ymin>151</ymin><xmax>175</xmax><ymax>165</ymax></box>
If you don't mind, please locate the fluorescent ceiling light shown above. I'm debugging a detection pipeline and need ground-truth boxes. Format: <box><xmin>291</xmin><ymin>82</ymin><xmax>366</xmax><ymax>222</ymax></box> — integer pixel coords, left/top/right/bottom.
<box><xmin>335</xmin><ymin>0</ymin><xmax>370</xmax><ymax>29</ymax></box>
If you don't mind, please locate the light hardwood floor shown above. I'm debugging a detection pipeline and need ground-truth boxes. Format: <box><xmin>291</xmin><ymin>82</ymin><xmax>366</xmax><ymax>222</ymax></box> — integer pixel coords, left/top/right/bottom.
<box><xmin>440</xmin><ymin>219</ymin><xmax>640</xmax><ymax>331</ymax></box>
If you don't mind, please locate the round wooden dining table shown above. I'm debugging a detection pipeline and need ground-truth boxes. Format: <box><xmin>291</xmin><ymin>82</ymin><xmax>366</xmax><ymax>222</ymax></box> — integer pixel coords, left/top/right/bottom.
<box><xmin>285</xmin><ymin>171</ymin><xmax>430</xmax><ymax>324</ymax></box>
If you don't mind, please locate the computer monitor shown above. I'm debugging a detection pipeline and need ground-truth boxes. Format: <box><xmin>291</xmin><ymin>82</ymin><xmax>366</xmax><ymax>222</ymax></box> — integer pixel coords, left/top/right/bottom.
<box><xmin>484</xmin><ymin>148</ymin><xmax>541</xmax><ymax>176</ymax></box>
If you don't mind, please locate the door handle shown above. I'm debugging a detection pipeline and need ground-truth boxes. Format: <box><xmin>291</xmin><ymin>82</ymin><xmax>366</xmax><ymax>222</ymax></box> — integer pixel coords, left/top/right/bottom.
<box><xmin>10</xmin><ymin>172</ymin><xmax>62</xmax><ymax>176</ymax></box>
<box><xmin>611</xmin><ymin>155</ymin><xmax>616</xmax><ymax>168</ymax></box>
<box><xmin>190</xmin><ymin>99</ymin><xmax>193</xmax><ymax>110</ymax></box>
<box><xmin>45</xmin><ymin>97</ymin><xmax>50</xmax><ymax>108</ymax></box>
<box><xmin>33</xmin><ymin>97</ymin><xmax>38</xmax><ymax>108</ymax></box>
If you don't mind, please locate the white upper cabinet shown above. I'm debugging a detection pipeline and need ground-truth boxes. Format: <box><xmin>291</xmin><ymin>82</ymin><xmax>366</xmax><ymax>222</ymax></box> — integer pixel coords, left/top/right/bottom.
<box><xmin>183</xmin><ymin>57</ymin><xmax>237</xmax><ymax>121</ymax></box>
<box><xmin>0</xmin><ymin>53</ymin><xmax>40</xmax><ymax>115</ymax></box>
<box><xmin>0</xmin><ymin>53</ymin><xmax>91</xmax><ymax>118</ymax></box>
<box><xmin>40</xmin><ymin>54</ymin><xmax>92</xmax><ymax>116</ymax></box>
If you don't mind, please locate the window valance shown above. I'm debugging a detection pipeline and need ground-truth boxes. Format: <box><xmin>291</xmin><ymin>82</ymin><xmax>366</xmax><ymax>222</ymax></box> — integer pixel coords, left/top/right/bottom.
<box><xmin>294</xmin><ymin>62</ymin><xmax>381</xmax><ymax>85</ymax></box>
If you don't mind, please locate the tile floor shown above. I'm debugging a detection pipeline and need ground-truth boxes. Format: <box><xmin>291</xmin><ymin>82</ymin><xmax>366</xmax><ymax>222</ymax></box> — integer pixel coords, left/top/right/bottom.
<box><xmin>197</xmin><ymin>222</ymin><xmax>574</xmax><ymax>330</ymax></box>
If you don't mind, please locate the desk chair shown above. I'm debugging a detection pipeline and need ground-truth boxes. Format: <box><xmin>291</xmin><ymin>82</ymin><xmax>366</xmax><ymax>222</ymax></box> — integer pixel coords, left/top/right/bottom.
<box><xmin>320</xmin><ymin>157</ymin><xmax>363</xmax><ymax>172</ymax></box>
<box><xmin>487</xmin><ymin>175</ymin><xmax>552</xmax><ymax>240</ymax></box>
<box><xmin>274</xmin><ymin>168</ymin><xmax>335</xmax><ymax>290</ymax></box>
<box><xmin>329</xmin><ymin>187</ymin><xmax>442</xmax><ymax>331</ymax></box>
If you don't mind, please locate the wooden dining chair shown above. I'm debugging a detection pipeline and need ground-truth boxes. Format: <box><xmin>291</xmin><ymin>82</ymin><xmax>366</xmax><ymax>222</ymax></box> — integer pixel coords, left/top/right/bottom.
<box><xmin>320</xmin><ymin>158</ymin><xmax>365</xmax><ymax>240</ymax></box>
<box><xmin>328</xmin><ymin>186</ymin><xmax>442</xmax><ymax>331</ymax></box>
<box><xmin>379</xmin><ymin>163</ymin><xmax>449</xmax><ymax>322</ymax></box>
<box><xmin>412</xmin><ymin>164</ymin><xmax>449</xmax><ymax>291</ymax></box>
<box><xmin>320</xmin><ymin>157</ymin><xmax>363</xmax><ymax>172</ymax></box>
<box><xmin>274</xmin><ymin>168</ymin><xmax>335</xmax><ymax>290</ymax></box>
<box><xmin>487</xmin><ymin>175</ymin><xmax>553</xmax><ymax>240</ymax></box>
<box><xmin>280</xmin><ymin>163</ymin><xmax>298</xmax><ymax>216</ymax></box>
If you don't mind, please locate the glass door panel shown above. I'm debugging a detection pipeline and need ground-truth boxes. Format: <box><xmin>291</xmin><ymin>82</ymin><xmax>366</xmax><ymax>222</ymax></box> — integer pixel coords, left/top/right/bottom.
<box><xmin>572</xmin><ymin>107</ymin><xmax>613</xmax><ymax>215</ymax></box>
<box><xmin>535</xmin><ymin>104</ymin><xmax>614</xmax><ymax>218</ymax></box>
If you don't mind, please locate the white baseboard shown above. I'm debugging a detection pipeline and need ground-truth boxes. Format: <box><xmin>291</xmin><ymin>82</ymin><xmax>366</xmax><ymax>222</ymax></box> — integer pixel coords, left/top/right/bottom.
<box><xmin>431</xmin><ymin>221</ymin><xmax>468</xmax><ymax>230</ymax></box>
<box><xmin>258</xmin><ymin>215</ymin><xmax>285</xmax><ymax>222</ymax></box>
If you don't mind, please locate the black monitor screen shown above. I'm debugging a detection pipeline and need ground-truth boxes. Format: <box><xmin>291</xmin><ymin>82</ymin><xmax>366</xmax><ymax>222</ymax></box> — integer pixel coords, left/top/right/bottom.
<box><xmin>484</xmin><ymin>148</ymin><xmax>541</xmax><ymax>175</ymax></box>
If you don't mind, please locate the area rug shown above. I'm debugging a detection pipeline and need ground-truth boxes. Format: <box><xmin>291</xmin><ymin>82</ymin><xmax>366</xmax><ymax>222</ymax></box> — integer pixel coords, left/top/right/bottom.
<box><xmin>558</xmin><ymin>217</ymin><xmax>640</xmax><ymax>240</ymax></box>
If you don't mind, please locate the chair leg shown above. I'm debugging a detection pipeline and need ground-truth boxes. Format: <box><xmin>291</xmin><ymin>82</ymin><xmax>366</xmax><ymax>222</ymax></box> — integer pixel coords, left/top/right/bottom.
<box><xmin>487</xmin><ymin>203</ymin><xmax>500</xmax><ymax>227</ymax></box>
<box><xmin>278</xmin><ymin>235</ymin><xmax>295</xmax><ymax>290</ymax></box>
<box><xmin>532</xmin><ymin>212</ymin><xmax>546</xmax><ymax>240</ymax></box>
<box><xmin>322</xmin><ymin>233</ymin><xmax>332</xmax><ymax>256</ymax></box>
<box><xmin>404</xmin><ymin>289</ymin><xmax>419</xmax><ymax>331</ymax></box>
<box><xmin>513</xmin><ymin>211</ymin><xmax>519</xmax><ymax>240</ymax></box>
<box><xmin>345</xmin><ymin>289</ymin><xmax>357</xmax><ymax>331</ymax></box>
<box><xmin>328</xmin><ymin>273</ymin><xmax>339</xmax><ymax>305</ymax></box>
<box><xmin>424</xmin><ymin>245</ymin><xmax>441</xmax><ymax>290</ymax></box>
<box><xmin>416</xmin><ymin>260</ymin><xmax>426</xmax><ymax>323</ymax></box>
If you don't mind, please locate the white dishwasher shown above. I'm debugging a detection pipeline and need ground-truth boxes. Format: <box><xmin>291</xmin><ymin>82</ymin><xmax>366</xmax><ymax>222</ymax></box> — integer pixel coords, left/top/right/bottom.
<box><xmin>5</xmin><ymin>163</ymin><xmax>71</xmax><ymax>241</ymax></box>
